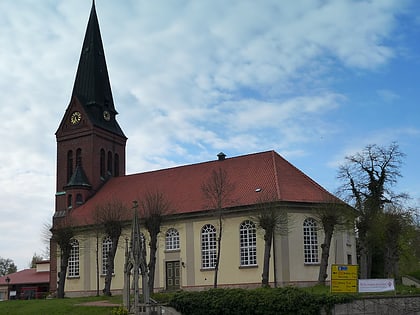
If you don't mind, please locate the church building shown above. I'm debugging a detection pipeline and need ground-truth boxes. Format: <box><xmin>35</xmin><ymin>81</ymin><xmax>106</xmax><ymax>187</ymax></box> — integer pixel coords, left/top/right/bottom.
<box><xmin>50</xmin><ymin>3</ymin><xmax>356</xmax><ymax>296</ymax></box>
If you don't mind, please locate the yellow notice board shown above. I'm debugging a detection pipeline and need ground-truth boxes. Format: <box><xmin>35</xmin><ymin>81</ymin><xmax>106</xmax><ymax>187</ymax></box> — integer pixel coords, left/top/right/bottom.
<box><xmin>331</xmin><ymin>264</ymin><xmax>358</xmax><ymax>293</ymax></box>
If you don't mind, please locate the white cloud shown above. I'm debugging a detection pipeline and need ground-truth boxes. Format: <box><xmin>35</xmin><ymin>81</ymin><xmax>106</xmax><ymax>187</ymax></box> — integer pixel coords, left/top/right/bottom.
<box><xmin>0</xmin><ymin>0</ymin><xmax>416</xmax><ymax>269</ymax></box>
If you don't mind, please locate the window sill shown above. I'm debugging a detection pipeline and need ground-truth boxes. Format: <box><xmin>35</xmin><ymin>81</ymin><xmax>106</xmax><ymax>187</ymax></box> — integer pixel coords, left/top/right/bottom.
<box><xmin>67</xmin><ymin>276</ymin><xmax>80</xmax><ymax>279</ymax></box>
<box><xmin>200</xmin><ymin>268</ymin><xmax>215</xmax><ymax>272</ymax></box>
<box><xmin>164</xmin><ymin>249</ymin><xmax>181</xmax><ymax>253</ymax></box>
<box><xmin>304</xmin><ymin>263</ymin><xmax>320</xmax><ymax>266</ymax></box>
<box><xmin>239</xmin><ymin>265</ymin><xmax>258</xmax><ymax>269</ymax></box>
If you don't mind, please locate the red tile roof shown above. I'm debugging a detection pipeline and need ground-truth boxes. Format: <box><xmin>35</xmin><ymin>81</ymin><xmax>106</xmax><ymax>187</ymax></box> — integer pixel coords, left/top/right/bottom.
<box><xmin>0</xmin><ymin>269</ymin><xmax>49</xmax><ymax>286</ymax></box>
<box><xmin>69</xmin><ymin>150</ymin><xmax>338</xmax><ymax>226</ymax></box>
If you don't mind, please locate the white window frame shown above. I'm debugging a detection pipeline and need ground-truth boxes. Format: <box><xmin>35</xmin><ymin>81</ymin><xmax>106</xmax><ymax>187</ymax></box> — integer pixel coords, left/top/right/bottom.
<box><xmin>201</xmin><ymin>224</ymin><xmax>216</xmax><ymax>269</ymax></box>
<box><xmin>303</xmin><ymin>218</ymin><xmax>319</xmax><ymax>264</ymax></box>
<box><xmin>165</xmin><ymin>228</ymin><xmax>180</xmax><ymax>251</ymax></box>
<box><xmin>240</xmin><ymin>220</ymin><xmax>257</xmax><ymax>266</ymax></box>
<box><xmin>68</xmin><ymin>239</ymin><xmax>80</xmax><ymax>277</ymax></box>
<box><xmin>102</xmin><ymin>236</ymin><xmax>113</xmax><ymax>275</ymax></box>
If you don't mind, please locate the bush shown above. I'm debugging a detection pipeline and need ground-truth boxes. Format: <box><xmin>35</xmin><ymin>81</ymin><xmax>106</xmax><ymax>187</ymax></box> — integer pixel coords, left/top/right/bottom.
<box><xmin>168</xmin><ymin>287</ymin><xmax>354</xmax><ymax>315</ymax></box>
<box><xmin>110</xmin><ymin>306</ymin><xmax>128</xmax><ymax>315</ymax></box>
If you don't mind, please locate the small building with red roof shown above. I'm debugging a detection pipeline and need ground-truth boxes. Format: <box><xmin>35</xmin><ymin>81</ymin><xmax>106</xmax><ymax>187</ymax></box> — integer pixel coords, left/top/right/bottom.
<box><xmin>0</xmin><ymin>261</ymin><xmax>50</xmax><ymax>300</ymax></box>
<box><xmin>49</xmin><ymin>3</ymin><xmax>357</xmax><ymax>297</ymax></box>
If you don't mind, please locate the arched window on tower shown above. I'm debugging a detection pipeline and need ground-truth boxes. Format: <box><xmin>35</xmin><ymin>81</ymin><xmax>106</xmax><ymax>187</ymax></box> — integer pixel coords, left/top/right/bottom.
<box><xmin>76</xmin><ymin>148</ymin><xmax>82</xmax><ymax>166</ymax></box>
<box><xmin>114</xmin><ymin>153</ymin><xmax>119</xmax><ymax>177</ymax></box>
<box><xmin>67</xmin><ymin>150</ymin><xmax>73</xmax><ymax>182</ymax></box>
<box><xmin>107</xmin><ymin>151</ymin><xmax>113</xmax><ymax>176</ymax></box>
<box><xmin>100</xmin><ymin>149</ymin><xmax>105</xmax><ymax>178</ymax></box>
<box><xmin>67</xmin><ymin>194</ymin><xmax>72</xmax><ymax>209</ymax></box>
<box><xmin>76</xmin><ymin>193</ymin><xmax>83</xmax><ymax>205</ymax></box>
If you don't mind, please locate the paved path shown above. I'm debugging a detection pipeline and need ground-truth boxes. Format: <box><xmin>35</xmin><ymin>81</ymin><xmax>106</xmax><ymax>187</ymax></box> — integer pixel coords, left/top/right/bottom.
<box><xmin>77</xmin><ymin>300</ymin><xmax>122</xmax><ymax>307</ymax></box>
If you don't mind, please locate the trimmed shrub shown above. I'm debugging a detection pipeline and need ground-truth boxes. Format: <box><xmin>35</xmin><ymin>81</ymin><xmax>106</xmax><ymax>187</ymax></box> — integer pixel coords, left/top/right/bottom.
<box><xmin>169</xmin><ymin>287</ymin><xmax>354</xmax><ymax>315</ymax></box>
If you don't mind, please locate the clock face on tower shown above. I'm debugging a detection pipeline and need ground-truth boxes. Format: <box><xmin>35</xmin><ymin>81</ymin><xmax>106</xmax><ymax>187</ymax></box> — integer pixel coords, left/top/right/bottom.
<box><xmin>70</xmin><ymin>111</ymin><xmax>82</xmax><ymax>125</ymax></box>
<box><xmin>103</xmin><ymin>110</ymin><xmax>111</xmax><ymax>121</ymax></box>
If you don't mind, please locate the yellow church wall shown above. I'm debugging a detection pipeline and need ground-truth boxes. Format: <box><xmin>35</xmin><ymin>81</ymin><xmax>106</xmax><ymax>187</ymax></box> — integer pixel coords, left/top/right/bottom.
<box><xmin>61</xmin><ymin>208</ymin><xmax>355</xmax><ymax>295</ymax></box>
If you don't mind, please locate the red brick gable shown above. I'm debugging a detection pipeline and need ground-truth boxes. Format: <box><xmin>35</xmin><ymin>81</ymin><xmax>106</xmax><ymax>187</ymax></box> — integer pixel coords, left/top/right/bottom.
<box><xmin>68</xmin><ymin>150</ymin><xmax>338</xmax><ymax>226</ymax></box>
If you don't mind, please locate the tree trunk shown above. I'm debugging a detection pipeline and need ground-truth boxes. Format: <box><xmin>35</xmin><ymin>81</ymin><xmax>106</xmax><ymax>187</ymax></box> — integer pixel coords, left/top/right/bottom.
<box><xmin>318</xmin><ymin>227</ymin><xmax>334</xmax><ymax>285</ymax></box>
<box><xmin>262</xmin><ymin>229</ymin><xmax>273</xmax><ymax>287</ymax></box>
<box><xmin>214</xmin><ymin>216</ymin><xmax>222</xmax><ymax>288</ymax></box>
<box><xmin>104</xmin><ymin>236</ymin><xmax>119</xmax><ymax>296</ymax></box>
<box><xmin>57</xmin><ymin>251</ymin><xmax>69</xmax><ymax>298</ymax></box>
<box><xmin>96</xmin><ymin>233</ymin><xmax>99</xmax><ymax>296</ymax></box>
<box><xmin>358</xmin><ymin>236</ymin><xmax>370</xmax><ymax>279</ymax></box>
<box><xmin>148</xmin><ymin>233</ymin><xmax>158</xmax><ymax>296</ymax></box>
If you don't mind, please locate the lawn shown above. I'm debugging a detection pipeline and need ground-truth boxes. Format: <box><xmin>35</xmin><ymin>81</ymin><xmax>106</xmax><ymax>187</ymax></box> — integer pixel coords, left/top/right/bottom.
<box><xmin>0</xmin><ymin>295</ymin><xmax>123</xmax><ymax>315</ymax></box>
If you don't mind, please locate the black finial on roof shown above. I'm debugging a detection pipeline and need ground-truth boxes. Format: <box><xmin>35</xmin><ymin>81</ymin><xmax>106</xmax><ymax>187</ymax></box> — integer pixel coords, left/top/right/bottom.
<box><xmin>217</xmin><ymin>152</ymin><xmax>226</xmax><ymax>161</ymax></box>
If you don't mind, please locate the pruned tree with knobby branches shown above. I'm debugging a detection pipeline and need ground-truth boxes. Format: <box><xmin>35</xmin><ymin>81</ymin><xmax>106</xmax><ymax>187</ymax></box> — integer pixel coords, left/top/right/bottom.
<box><xmin>312</xmin><ymin>199</ymin><xmax>356</xmax><ymax>285</ymax></box>
<box><xmin>94</xmin><ymin>199</ymin><xmax>128</xmax><ymax>296</ymax></box>
<box><xmin>252</xmin><ymin>193</ymin><xmax>288</xmax><ymax>287</ymax></box>
<box><xmin>138</xmin><ymin>190</ymin><xmax>172</xmax><ymax>296</ymax></box>
<box><xmin>51</xmin><ymin>217</ymin><xmax>75</xmax><ymax>298</ymax></box>
<box><xmin>201</xmin><ymin>167</ymin><xmax>235</xmax><ymax>288</ymax></box>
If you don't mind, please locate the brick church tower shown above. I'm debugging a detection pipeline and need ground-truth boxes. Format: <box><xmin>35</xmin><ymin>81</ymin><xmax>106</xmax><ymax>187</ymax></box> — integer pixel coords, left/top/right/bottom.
<box><xmin>51</xmin><ymin>2</ymin><xmax>126</xmax><ymax>292</ymax></box>
<box><xmin>55</xmin><ymin>2</ymin><xmax>126</xmax><ymax>215</ymax></box>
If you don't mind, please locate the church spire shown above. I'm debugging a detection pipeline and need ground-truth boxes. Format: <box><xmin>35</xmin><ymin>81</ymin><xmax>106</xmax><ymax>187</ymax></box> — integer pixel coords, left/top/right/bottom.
<box><xmin>71</xmin><ymin>1</ymin><xmax>125</xmax><ymax>137</ymax></box>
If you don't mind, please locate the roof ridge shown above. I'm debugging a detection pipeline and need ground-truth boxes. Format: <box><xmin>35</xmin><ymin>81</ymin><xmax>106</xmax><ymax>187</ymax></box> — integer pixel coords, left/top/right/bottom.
<box><xmin>123</xmin><ymin>150</ymin><xmax>278</xmax><ymax>178</ymax></box>
<box><xmin>270</xmin><ymin>151</ymin><xmax>282</xmax><ymax>200</ymax></box>
<box><xmin>273</xmin><ymin>151</ymin><xmax>335</xmax><ymax>198</ymax></box>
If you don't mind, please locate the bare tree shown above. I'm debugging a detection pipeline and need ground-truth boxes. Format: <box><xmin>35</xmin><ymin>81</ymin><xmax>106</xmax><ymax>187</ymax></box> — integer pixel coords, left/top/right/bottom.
<box><xmin>252</xmin><ymin>194</ymin><xmax>288</xmax><ymax>287</ymax></box>
<box><xmin>138</xmin><ymin>190</ymin><xmax>172</xmax><ymax>296</ymax></box>
<box><xmin>51</xmin><ymin>218</ymin><xmax>75</xmax><ymax>298</ymax></box>
<box><xmin>337</xmin><ymin>142</ymin><xmax>405</xmax><ymax>278</ymax></box>
<box><xmin>94</xmin><ymin>199</ymin><xmax>127</xmax><ymax>296</ymax></box>
<box><xmin>201</xmin><ymin>167</ymin><xmax>235</xmax><ymax>288</ymax></box>
<box><xmin>313</xmin><ymin>200</ymin><xmax>356</xmax><ymax>285</ymax></box>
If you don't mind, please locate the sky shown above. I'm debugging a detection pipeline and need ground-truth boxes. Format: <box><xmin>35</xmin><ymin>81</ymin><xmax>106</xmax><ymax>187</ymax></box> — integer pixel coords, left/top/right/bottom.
<box><xmin>0</xmin><ymin>0</ymin><xmax>419</xmax><ymax>270</ymax></box>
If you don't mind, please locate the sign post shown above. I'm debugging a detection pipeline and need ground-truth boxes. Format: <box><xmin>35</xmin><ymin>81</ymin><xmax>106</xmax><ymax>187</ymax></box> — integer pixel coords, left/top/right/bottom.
<box><xmin>331</xmin><ymin>264</ymin><xmax>358</xmax><ymax>293</ymax></box>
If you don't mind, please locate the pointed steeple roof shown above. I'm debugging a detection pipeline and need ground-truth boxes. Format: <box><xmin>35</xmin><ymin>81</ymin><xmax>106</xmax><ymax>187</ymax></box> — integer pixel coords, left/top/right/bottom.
<box><xmin>71</xmin><ymin>1</ymin><xmax>125</xmax><ymax>137</ymax></box>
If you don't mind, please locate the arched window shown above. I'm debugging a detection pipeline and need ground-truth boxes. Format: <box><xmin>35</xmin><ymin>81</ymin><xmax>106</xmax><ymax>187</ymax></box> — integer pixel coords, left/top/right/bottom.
<box><xmin>303</xmin><ymin>218</ymin><xmax>319</xmax><ymax>264</ymax></box>
<box><xmin>107</xmin><ymin>151</ymin><xmax>113</xmax><ymax>175</ymax></box>
<box><xmin>201</xmin><ymin>224</ymin><xmax>216</xmax><ymax>269</ymax></box>
<box><xmin>100</xmin><ymin>149</ymin><xmax>105</xmax><ymax>178</ymax></box>
<box><xmin>76</xmin><ymin>193</ymin><xmax>83</xmax><ymax>205</ymax></box>
<box><xmin>114</xmin><ymin>153</ymin><xmax>119</xmax><ymax>177</ymax></box>
<box><xmin>67</xmin><ymin>150</ymin><xmax>73</xmax><ymax>182</ymax></box>
<box><xmin>240</xmin><ymin>220</ymin><xmax>257</xmax><ymax>266</ymax></box>
<box><xmin>165</xmin><ymin>228</ymin><xmax>180</xmax><ymax>251</ymax></box>
<box><xmin>67</xmin><ymin>194</ymin><xmax>72</xmax><ymax>209</ymax></box>
<box><xmin>68</xmin><ymin>239</ymin><xmax>80</xmax><ymax>277</ymax></box>
<box><xmin>102</xmin><ymin>236</ymin><xmax>113</xmax><ymax>275</ymax></box>
<box><xmin>76</xmin><ymin>148</ymin><xmax>82</xmax><ymax>166</ymax></box>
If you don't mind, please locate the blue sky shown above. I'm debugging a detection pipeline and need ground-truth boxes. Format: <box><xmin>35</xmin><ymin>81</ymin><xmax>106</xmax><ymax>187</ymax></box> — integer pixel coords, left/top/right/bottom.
<box><xmin>0</xmin><ymin>0</ymin><xmax>419</xmax><ymax>270</ymax></box>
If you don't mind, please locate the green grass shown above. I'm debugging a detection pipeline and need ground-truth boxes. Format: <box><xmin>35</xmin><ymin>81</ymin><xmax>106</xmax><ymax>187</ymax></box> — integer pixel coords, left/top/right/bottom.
<box><xmin>1</xmin><ymin>284</ymin><xmax>419</xmax><ymax>315</ymax></box>
<box><xmin>0</xmin><ymin>295</ymin><xmax>123</xmax><ymax>315</ymax></box>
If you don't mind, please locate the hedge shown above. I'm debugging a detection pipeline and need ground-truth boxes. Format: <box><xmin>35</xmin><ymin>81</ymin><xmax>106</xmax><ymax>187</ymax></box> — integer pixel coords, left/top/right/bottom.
<box><xmin>168</xmin><ymin>287</ymin><xmax>353</xmax><ymax>315</ymax></box>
